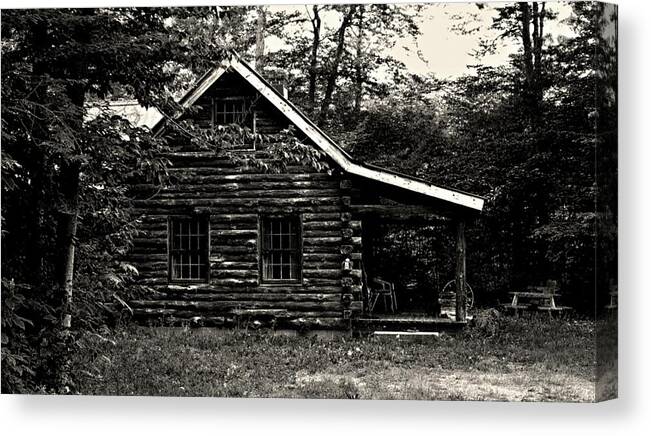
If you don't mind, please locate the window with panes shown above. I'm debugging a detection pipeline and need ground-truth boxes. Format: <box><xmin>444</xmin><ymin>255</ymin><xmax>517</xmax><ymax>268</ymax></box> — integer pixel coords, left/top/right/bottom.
<box><xmin>260</xmin><ymin>216</ymin><xmax>302</xmax><ymax>283</ymax></box>
<box><xmin>168</xmin><ymin>216</ymin><xmax>210</xmax><ymax>282</ymax></box>
<box><xmin>212</xmin><ymin>98</ymin><xmax>253</xmax><ymax>129</ymax></box>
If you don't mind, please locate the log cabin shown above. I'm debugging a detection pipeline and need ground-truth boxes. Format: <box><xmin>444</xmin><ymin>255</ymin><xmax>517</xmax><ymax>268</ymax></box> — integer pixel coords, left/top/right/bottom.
<box><xmin>128</xmin><ymin>53</ymin><xmax>485</xmax><ymax>332</ymax></box>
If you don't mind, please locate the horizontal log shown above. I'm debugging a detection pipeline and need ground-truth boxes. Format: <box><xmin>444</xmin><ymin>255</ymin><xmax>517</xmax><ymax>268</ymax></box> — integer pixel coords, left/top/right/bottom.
<box><xmin>211</xmin><ymin>261</ymin><xmax>257</xmax><ymax>270</ymax></box>
<box><xmin>211</xmin><ymin>229</ymin><xmax>258</xmax><ymax>237</ymax></box>
<box><xmin>138</xmin><ymin>277</ymin><xmax>261</xmax><ymax>286</ymax></box>
<box><xmin>211</xmin><ymin>237</ymin><xmax>258</xmax><ymax>247</ymax></box>
<box><xmin>211</xmin><ymin>245</ymin><xmax>257</xmax><ymax>254</ymax></box>
<box><xmin>137</xmin><ymin>292</ymin><xmax>340</xmax><ymax>303</ymax></box>
<box><xmin>210</xmin><ymin>214</ymin><xmax>259</xmax><ymax>223</ymax></box>
<box><xmin>302</xmin><ymin>269</ymin><xmax>342</xmax><ymax>279</ymax></box>
<box><xmin>166</xmin><ymin>164</ymin><xmax>322</xmax><ymax>173</ymax></box>
<box><xmin>303</xmin><ymin>229</ymin><xmax>341</xmax><ymax>238</ymax></box>
<box><xmin>302</xmin><ymin>221</ymin><xmax>342</xmax><ymax>230</ymax></box>
<box><xmin>130</xmin><ymin>300</ymin><xmax>342</xmax><ymax>311</ymax></box>
<box><xmin>134</xmin><ymin>205</ymin><xmax>343</xmax><ymax>215</ymax></box>
<box><xmin>141</xmin><ymin>279</ymin><xmax>336</xmax><ymax>288</ymax></box>
<box><xmin>209</xmin><ymin>222</ymin><xmax>257</xmax><ymax>231</ymax></box>
<box><xmin>303</xmin><ymin>278</ymin><xmax>340</xmax><ymax>286</ymax></box>
<box><xmin>138</xmin><ymin>265</ymin><xmax>263</xmax><ymax>276</ymax></box>
<box><xmin>303</xmin><ymin>246</ymin><xmax>343</xmax><ymax>254</ymax></box>
<box><xmin>168</xmin><ymin>172</ymin><xmax>331</xmax><ymax>183</ymax></box>
<box><xmin>133</xmin><ymin>197</ymin><xmax>340</xmax><ymax>208</ymax></box>
<box><xmin>210</xmin><ymin>270</ymin><xmax>259</xmax><ymax>279</ymax></box>
<box><xmin>134</xmin><ymin>181</ymin><xmax>340</xmax><ymax>193</ymax></box>
<box><xmin>302</xmin><ymin>237</ymin><xmax>342</xmax><ymax>246</ymax></box>
<box><xmin>147</xmin><ymin>284</ymin><xmax>342</xmax><ymax>294</ymax></box>
<box><xmin>155</xmin><ymin>189</ymin><xmax>340</xmax><ymax>200</ymax></box>
<box><xmin>132</xmin><ymin>262</ymin><xmax>345</xmax><ymax>277</ymax></box>
<box><xmin>301</xmin><ymin>261</ymin><xmax>341</xmax><ymax>270</ymax></box>
<box><xmin>302</xmin><ymin>253</ymin><xmax>343</xmax><ymax>263</ymax></box>
<box><xmin>302</xmin><ymin>213</ymin><xmax>342</xmax><ymax>222</ymax></box>
<box><xmin>210</xmin><ymin>254</ymin><xmax>258</xmax><ymax>263</ymax></box>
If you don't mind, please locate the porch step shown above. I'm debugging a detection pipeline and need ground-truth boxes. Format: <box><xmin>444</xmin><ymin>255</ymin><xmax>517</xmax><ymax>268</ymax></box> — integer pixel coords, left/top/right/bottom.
<box><xmin>353</xmin><ymin>316</ymin><xmax>467</xmax><ymax>334</ymax></box>
<box><xmin>372</xmin><ymin>331</ymin><xmax>441</xmax><ymax>341</ymax></box>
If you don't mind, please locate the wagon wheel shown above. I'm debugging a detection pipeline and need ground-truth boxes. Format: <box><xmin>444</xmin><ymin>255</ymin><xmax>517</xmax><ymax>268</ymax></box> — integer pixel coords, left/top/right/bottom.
<box><xmin>441</xmin><ymin>280</ymin><xmax>475</xmax><ymax>310</ymax></box>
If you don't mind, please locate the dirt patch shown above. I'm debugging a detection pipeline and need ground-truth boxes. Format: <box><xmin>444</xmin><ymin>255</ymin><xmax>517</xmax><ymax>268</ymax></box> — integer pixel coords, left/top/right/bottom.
<box><xmin>293</xmin><ymin>364</ymin><xmax>594</xmax><ymax>402</ymax></box>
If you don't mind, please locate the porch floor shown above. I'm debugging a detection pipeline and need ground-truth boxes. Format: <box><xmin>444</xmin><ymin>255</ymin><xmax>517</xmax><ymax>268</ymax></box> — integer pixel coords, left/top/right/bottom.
<box><xmin>352</xmin><ymin>313</ymin><xmax>467</xmax><ymax>334</ymax></box>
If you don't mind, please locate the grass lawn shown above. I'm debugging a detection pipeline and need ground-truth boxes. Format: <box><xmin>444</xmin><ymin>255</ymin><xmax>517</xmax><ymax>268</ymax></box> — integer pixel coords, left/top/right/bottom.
<box><xmin>72</xmin><ymin>313</ymin><xmax>598</xmax><ymax>401</ymax></box>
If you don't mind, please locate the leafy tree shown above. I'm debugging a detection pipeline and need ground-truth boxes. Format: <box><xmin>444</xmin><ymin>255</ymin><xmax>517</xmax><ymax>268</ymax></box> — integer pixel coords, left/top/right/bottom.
<box><xmin>264</xmin><ymin>4</ymin><xmax>421</xmax><ymax>127</ymax></box>
<box><xmin>0</xmin><ymin>6</ymin><xmax>247</xmax><ymax>392</ymax></box>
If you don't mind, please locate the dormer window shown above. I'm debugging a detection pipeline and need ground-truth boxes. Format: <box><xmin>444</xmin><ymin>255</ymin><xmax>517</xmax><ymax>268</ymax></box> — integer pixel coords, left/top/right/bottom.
<box><xmin>212</xmin><ymin>97</ymin><xmax>254</xmax><ymax>130</ymax></box>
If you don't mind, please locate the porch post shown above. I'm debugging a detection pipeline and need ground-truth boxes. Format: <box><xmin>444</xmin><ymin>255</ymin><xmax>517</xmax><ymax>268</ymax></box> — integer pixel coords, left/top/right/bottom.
<box><xmin>455</xmin><ymin>219</ymin><xmax>467</xmax><ymax>322</ymax></box>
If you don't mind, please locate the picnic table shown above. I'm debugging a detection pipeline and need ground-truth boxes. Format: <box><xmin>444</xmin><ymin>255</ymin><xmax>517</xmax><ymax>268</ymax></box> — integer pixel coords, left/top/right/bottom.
<box><xmin>502</xmin><ymin>284</ymin><xmax>571</xmax><ymax>315</ymax></box>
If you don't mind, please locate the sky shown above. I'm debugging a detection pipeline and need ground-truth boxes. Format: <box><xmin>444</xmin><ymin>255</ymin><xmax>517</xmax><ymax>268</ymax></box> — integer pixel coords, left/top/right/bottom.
<box><xmin>266</xmin><ymin>2</ymin><xmax>576</xmax><ymax>79</ymax></box>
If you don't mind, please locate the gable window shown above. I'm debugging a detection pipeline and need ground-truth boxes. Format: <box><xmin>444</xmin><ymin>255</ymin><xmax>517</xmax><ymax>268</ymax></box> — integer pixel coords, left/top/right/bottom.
<box><xmin>212</xmin><ymin>98</ymin><xmax>254</xmax><ymax>129</ymax></box>
<box><xmin>261</xmin><ymin>216</ymin><xmax>302</xmax><ymax>283</ymax></box>
<box><xmin>168</xmin><ymin>216</ymin><xmax>210</xmax><ymax>282</ymax></box>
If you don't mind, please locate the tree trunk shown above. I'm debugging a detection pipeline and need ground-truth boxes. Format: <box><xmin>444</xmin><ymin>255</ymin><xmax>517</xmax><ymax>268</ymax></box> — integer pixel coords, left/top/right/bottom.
<box><xmin>56</xmin><ymin>163</ymin><xmax>80</xmax><ymax>329</ymax></box>
<box><xmin>318</xmin><ymin>5</ymin><xmax>357</xmax><ymax>126</ymax></box>
<box><xmin>255</xmin><ymin>6</ymin><xmax>267</xmax><ymax>70</ymax></box>
<box><xmin>308</xmin><ymin>5</ymin><xmax>321</xmax><ymax>115</ymax></box>
<box><xmin>519</xmin><ymin>2</ymin><xmax>545</xmax><ymax>119</ymax></box>
<box><xmin>519</xmin><ymin>3</ymin><xmax>535</xmax><ymax>94</ymax></box>
<box><xmin>57</xmin><ymin>73</ymin><xmax>86</xmax><ymax>329</ymax></box>
<box><xmin>353</xmin><ymin>6</ymin><xmax>365</xmax><ymax>116</ymax></box>
<box><xmin>532</xmin><ymin>2</ymin><xmax>545</xmax><ymax>104</ymax></box>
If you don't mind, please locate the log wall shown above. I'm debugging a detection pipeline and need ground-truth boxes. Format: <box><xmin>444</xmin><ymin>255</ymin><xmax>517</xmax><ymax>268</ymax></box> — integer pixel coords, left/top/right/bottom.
<box><xmin>129</xmin><ymin>150</ymin><xmax>356</xmax><ymax>329</ymax></box>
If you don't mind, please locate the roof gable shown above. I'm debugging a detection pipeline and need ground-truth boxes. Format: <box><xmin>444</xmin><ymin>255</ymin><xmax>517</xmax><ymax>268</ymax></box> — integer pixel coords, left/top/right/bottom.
<box><xmin>153</xmin><ymin>54</ymin><xmax>485</xmax><ymax>213</ymax></box>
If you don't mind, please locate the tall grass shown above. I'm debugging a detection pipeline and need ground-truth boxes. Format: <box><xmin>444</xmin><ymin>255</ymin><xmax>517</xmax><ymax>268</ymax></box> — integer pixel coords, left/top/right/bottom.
<box><xmin>71</xmin><ymin>313</ymin><xmax>596</xmax><ymax>401</ymax></box>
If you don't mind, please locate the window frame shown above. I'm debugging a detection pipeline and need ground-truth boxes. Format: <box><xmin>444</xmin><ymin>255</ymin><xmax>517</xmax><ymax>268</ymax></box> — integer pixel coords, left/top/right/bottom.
<box><xmin>210</xmin><ymin>96</ymin><xmax>257</xmax><ymax>152</ymax></box>
<box><xmin>258</xmin><ymin>214</ymin><xmax>303</xmax><ymax>285</ymax></box>
<box><xmin>167</xmin><ymin>214</ymin><xmax>211</xmax><ymax>284</ymax></box>
<box><xmin>210</xmin><ymin>96</ymin><xmax>256</xmax><ymax>131</ymax></box>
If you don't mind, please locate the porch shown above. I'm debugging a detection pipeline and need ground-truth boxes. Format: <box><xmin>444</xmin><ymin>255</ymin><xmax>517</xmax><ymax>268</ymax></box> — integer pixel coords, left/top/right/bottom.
<box><xmin>346</xmin><ymin>175</ymin><xmax>481</xmax><ymax>330</ymax></box>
